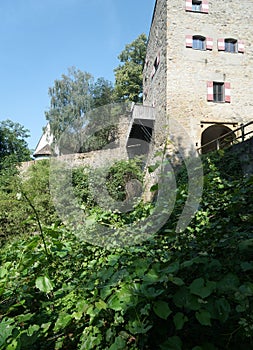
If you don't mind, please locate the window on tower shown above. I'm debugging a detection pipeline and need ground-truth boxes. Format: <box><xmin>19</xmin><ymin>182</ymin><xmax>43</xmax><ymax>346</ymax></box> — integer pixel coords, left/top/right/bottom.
<box><xmin>151</xmin><ymin>51</ymin><xmax>160</xmax><ymax>80</ymax></box>
<box><xmin>225</xmin><ymin>39</ymin><xmax>237</xmax><ymax>53</ymax></box>
<box><xmin>186</xmin><ymin>35</ymin><xmax>213</xmax><ymax>50</ymax></box>
<box><xmin>218</xmin><ymin>38</ymin><xmax>245</xmax><ymax>53</ymax></box>
<box><xmin>192</xmin><ymin>35</ymin><xmax>206</xmax><ymax>50</ymax></box>
<box><xmin>185</xmin><ymin>0</ymin><xmax>209</xmax><ymax>13</ymax></box>
<box><xmin>207</xmin><ymin>81</ymin><xmax>231</xmax><ymax>103</ymax></box>
<box><xmin>192</xmin><ymin>0</ymin><xmax>202</xmax><ymax>11</ymax></box>
<box><xmin>213</xmin><ymin>82</ymin><xmax>225</xmax><ymax>102</ymax></box>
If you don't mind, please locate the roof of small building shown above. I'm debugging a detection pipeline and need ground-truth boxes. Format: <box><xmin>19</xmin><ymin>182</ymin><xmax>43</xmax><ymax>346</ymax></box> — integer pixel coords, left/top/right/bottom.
<box><xmin>33</xmin><ymin>144</ymin><xmax>52</xmax><ymax>157</ymax></box>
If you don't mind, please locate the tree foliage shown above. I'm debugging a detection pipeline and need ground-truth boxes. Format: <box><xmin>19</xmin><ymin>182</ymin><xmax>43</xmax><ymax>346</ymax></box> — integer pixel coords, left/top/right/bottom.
<box><xmin>45</xmin><ymin>68</ymin><xmax>116</xmax><ymax>153</ymax></box>
<box><xmin>45</xmin><ymin>67</ymin><xmax>93</xmax><ymax>145</ymax></box>
<box><xmin>0</xmin><ymin>119</ymin><xmax>30</xmax><ymax>173</ymax></box>
<box><xmin>44</xmin><ymin>34</ymin><xmax>147</xmax><ymax>152</ymax></box>
<box><xmin>114</xmin><ymin>33</ymin><xmax>147</xmax><ymax>103</ymax></box>
<box><xmin>92</xmin><ymin>77</ymin><xmax>114</xmax><ymax>109</ymax></box>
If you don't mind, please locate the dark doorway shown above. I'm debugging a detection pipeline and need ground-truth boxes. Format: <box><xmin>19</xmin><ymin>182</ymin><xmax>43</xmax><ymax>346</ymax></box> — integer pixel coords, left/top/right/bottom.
<box><xmin>126</xmin><ymin>119</ymin><xmax>154</xmax><ymax>158</ymax></box>
<box><xmin>201</xmin><ymin>124</ymin><xmax>235</xmax><ymax>154</ymax></box>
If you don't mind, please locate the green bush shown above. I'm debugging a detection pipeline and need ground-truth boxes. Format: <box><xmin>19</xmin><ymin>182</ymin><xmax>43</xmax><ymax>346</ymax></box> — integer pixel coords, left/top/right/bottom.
<box><xmin>0</xmin><ymin>150</ymin><xmax>252</xmax><ymax>349</ymax></box>
<box><xmin>0</xmin><ymin>160</ymin><xmax>59</xmax><ymax>241</ymax></box>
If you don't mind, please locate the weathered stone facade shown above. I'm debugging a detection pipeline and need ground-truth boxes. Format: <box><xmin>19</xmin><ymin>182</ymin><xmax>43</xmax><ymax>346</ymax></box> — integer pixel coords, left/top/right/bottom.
<box><xmin>143</xmin><ymin>0</ymin><xmax>253</xmax><ymax>154</ymax></box>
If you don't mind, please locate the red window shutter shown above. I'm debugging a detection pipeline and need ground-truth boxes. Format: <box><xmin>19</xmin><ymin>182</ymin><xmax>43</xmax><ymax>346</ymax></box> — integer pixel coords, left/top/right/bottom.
<box><xmin>224</xmin><ymin>82</ymin><xmax>231</xmax><ymax>103</ymax></box>
<box><xmin>218</xmin><ymin>38</ymin><xmax>225</xmax><ymax>51</ymax></box>
<box><xmin>206</xmin><ymin>37</ymin><xmax>213</xmax><ymax>50</ymax></box>
<box><xmin>207</xmin><ymin>81</ymin><xmax>213</xmax><ymax>101</ymax></box>
<box><xmin>185</xmin><ymin>0</ymin><xmax>192</xmax><ymax>11</ymax></box>
<box><xmin>186</xmin><ymin>35</ymin><xmax>193</xmax><ymax>48</ymax></box>
<box><xmin>238</xmin><ymin>40</ymin><xmax>245</xmax><ymax>53</ymax></box>
<box><xmin>201</xmin><ymin>0</ymin><xmax>209</xmax><ymax>13</ymax></box>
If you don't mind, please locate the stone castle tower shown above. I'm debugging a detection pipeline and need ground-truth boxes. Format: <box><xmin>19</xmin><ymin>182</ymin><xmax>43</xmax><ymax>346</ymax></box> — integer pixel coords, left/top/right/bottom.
<box><xmin>142</xmin><ymin>0</ymin><xmax>253</xmax><ymax>154</ymax></box>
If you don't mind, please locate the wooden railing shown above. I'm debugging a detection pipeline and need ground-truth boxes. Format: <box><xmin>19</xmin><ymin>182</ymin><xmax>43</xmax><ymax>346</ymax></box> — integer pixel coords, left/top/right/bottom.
<box><xmin>197</xmin><ymin>121</ymin><xmax>253</xmax><ymax>154</ymax></box>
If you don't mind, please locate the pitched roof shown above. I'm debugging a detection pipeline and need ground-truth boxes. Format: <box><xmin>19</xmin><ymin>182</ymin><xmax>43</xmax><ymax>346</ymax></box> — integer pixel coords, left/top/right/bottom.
<box><xmin>33</xmin><ymin>144</ymin><xmax>52</xmax><ymax>157</ymax></box>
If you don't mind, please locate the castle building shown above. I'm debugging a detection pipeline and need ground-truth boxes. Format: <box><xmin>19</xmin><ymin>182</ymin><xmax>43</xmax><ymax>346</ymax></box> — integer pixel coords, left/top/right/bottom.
<box><xmin>34</xmin><ymin>0</ymin><xmax>253</xmax><ymax>162</ymax></box>
<box><xmin>142</xmin><ymin>0</ymin><xmax>253</xmax><ymax>154</ymax></box>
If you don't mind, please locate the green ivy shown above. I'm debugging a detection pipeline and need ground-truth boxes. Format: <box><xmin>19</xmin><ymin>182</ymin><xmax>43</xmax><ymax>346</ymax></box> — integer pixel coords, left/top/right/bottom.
<box><xmin>0</xmin><ymin>149</ymin><xmax>253</xmax><ymax>349</ymax></box>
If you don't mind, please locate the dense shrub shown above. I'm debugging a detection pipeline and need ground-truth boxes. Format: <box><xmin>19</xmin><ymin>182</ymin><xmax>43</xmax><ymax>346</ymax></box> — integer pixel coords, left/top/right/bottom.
<box><xmin>0</xmin><ymin>160</ymin><xmax>58</xmax><ymax>240</ymax></box>
<box><xmin>0</xmin><ymin>150</ymin><xmax>252</xmax><ymax>349</ymax></box>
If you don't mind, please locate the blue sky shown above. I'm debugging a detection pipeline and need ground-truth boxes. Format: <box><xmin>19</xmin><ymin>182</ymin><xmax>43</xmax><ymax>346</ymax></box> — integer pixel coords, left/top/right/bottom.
<box><xmin>0</xmin><ymin>0</ymin><xmax>156</xmax><ymax>149</ymax></box>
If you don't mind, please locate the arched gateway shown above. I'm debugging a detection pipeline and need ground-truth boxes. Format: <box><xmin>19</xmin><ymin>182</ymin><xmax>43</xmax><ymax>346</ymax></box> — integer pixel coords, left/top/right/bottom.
<box><xmin>201</xmin><ymin>124</ymin><xmax>235</xmax><ymax>154</ymax></box>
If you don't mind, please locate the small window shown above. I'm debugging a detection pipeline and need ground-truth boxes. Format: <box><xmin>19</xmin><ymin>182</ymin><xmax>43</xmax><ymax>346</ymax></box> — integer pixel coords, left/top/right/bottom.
<box><xmin>192</xmin><ymin>0</ymin><xmax>202</xmax><ymax>11</ymax></box>
<box><xmin>225</xmin><ymin>39</ymin><xmax>237</xmax><ymax>53</ymax></box>
<box><xmin>154</xmin><ymin>56</ymin><xmax>159</xmax><ymax>71</ymax></box>
<box><xmin>186</xmin><ymin>35</ymin><xmax>213</xmax><ymax>50</ymax></box>
<box><xmin>151</xmin><ymin>51</ymin><xmax>160</xmax><ymax>80</ymax></box>
<box><xmin>218</xmin><ymin>38</ymin><xmax>245</xmax><ymax>53</ymax></box>
<box><xmin>186</xmin><ymin>0</ymin><xmax>208</xmax><ymax>13</ymax></box>
<box><xmin>193</xmin><ymin>35</ymin><xmax>205</xmax><ymax>50</ymax></box>
<box><xmin>207</xmin><ymin>81</ymin><xmax>231</xmax><ymax>103</ymax></box>
<box><xmin>213</xmin><ymin>82</ymin><xmax>224</xmax><ymax>102</ymax></box>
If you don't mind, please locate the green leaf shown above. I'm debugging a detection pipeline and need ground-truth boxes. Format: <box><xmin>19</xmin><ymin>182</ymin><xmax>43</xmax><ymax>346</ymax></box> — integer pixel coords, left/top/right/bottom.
<box><xmin>190</xmin><ymin>278</ymin><xmax>216</xmax><ymax>298</ymax></box>
<box><xmin>239</xmin><ymin>282</ymin><xmax>253</xmax><ymax>296</ymax></box>
<box><xmin>108</xmin><ymin>285</ymin><xmax>137</xmax><ymax>311</ymax></box>
<box><xmin>173</xmin><ymin>312</ymin><xmax>188</xmax><ymax>330</ymax></box>
<box><xmin>165</xmin><ymin>261</ymin><xmax>179</xmax><ymax>273</ymax></box>
<box><xmin>153</xmin><ymin>300</ymin><xmax>172</xmax><ymax>320</ymax></box>
<box><xmin>160</xmin><ymin>336</ymin><xmax>182</xmax><ymax>350</ymax></box>
<box><xmin>6</xmin><ymin>339</ymin><xmax>19</xmax><ymax>350</ymax></box>
<box><xmin>126</xmin><ymin>319</ymin><xmax>152</xmax><ymax>334</ymax></box>
<box><xmin>107</xmin><ymin>254</ymin><xmax>119</xmax><ymax>266</ymax></box>
<box><xmin>0</xmin><ymin>318</ymin><xmax>15</xmax><ymax>347</ymax></box>
<box><xmin>214</xmin><ymin>298</ymin><xmax>231</xmax><ymax>323</ymax></box>
<box><xmin>148</xmin><ymin>163</ymin><xmax>160</xmax><ymax>173</ymax></box>
<box><xmin>76</xmin><ymin>299</ymin><xmax>89</xmax><ymax>314</ymax></box>
<box><xmin>53</xmin><ymin>313</ymin><xmax>72</xmax><ymax>332</ymax></box>
<box><xmin>16</xmin><ymin>313</ymin><xmax>34</xmax><ymax>323</ymax></box>
<box><xmin>27</xmin><ymin>324</ymin><xmax>40</xmax><ymax>336</ymax></box>
<box><xmin>143</xmin><ymin>264</ymin><xmax>162</xmax><ymax>284</ymax></box>
<box><xmin>238</xmin><ymin>239</ymin><xmax>253</xmax><ymax>252</ymax></box>
<box><xmin>108</xmin><ymin>336</ymin><xmax>126</xmax><ymax>350</ymax></box>
<box><xmin>217</xmin><ymin>273</ymin><xmax>240</xmax><ymax>292</ymax></box>
<box><xmin>41</xmin><ymin>322</ymin><xmax>51</xmax><ymax>333</ymax></box>
<box><xmin>195</xmin><ymin>310</ymin><xmax>211</xmax><ymax>326</ymax></box>
<box><xmin>0</xmin><ymin>267</ymin><xmax>8</xmax><ymax>278</ymax></box>
<box><xmin>173</xmin><ymin>287</ymin><xmax>200</xmax><ymax>311</ymax></box>
<box><xmin>240</xmin><ymin>261</ymin><xmax>253</xmax><ymax>271</ymax></box>
<box><xmin>35</xmin><ymin>276</ymin><xmax>54</xmax><ymax>293</ymax></box>
<box><xmin>169</xmin><ymin>276</ymin><xmax>184</xmax><ymax>286</ymax></box>
<box><xmin>79</xmin><ymin>326</ymin><xmax>102</xmax><ymax>349</ymax></box>
<box><xmin>95</xmin><ymin>299</ymin><xmax>107</xmax><ymax>310</ymax></box>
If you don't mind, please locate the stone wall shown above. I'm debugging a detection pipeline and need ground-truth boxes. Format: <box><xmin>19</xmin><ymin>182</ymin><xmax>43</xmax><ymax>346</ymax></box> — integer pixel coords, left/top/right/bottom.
<box><xmin>20</xmin><ymin>116</ymin><xmax>130</xmax><ymax>172</ymax></box>
<box><xmin>143</xmin><ymin>0</ymin><xmax>253</xmax><ymax>154</ymax></box>
<box><xmin>143</xmin><ymin>0</ymin><xmax>167</xmax><ymax>148</ymax></box>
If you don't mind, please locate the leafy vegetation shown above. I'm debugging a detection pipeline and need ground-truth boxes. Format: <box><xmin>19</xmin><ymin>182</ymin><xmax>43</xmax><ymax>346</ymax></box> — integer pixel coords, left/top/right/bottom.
<box><xmin>44</xmin><ymin>33</ymin><xmax>147</xmax><ymax>155</ymax></box>
<box><xmin>0</xmin><ymin>147</ymin><xmax>253</xmax><ymax>349</ymax></box>
<box><xmin>0</xmin><ymin>160</ymin><xmax>58</xmax><ymax>239</ymax></box>
<box><xmin>0</xmin><ymin>120</ymin><xmax>31</xmax><ymax>177</ymax></box>
<box><xmin>114</xmin><ymin>33</ymin><xmax>147</xmax><ymax>103</ymax></box>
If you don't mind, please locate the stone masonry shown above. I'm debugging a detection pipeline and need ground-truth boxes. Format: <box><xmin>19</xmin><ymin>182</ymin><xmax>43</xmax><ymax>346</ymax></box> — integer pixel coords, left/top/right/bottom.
<box><xmin>143</xmin><ymin>0</ymin><xmax>253</xmax><ymax>155</ymax></box>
